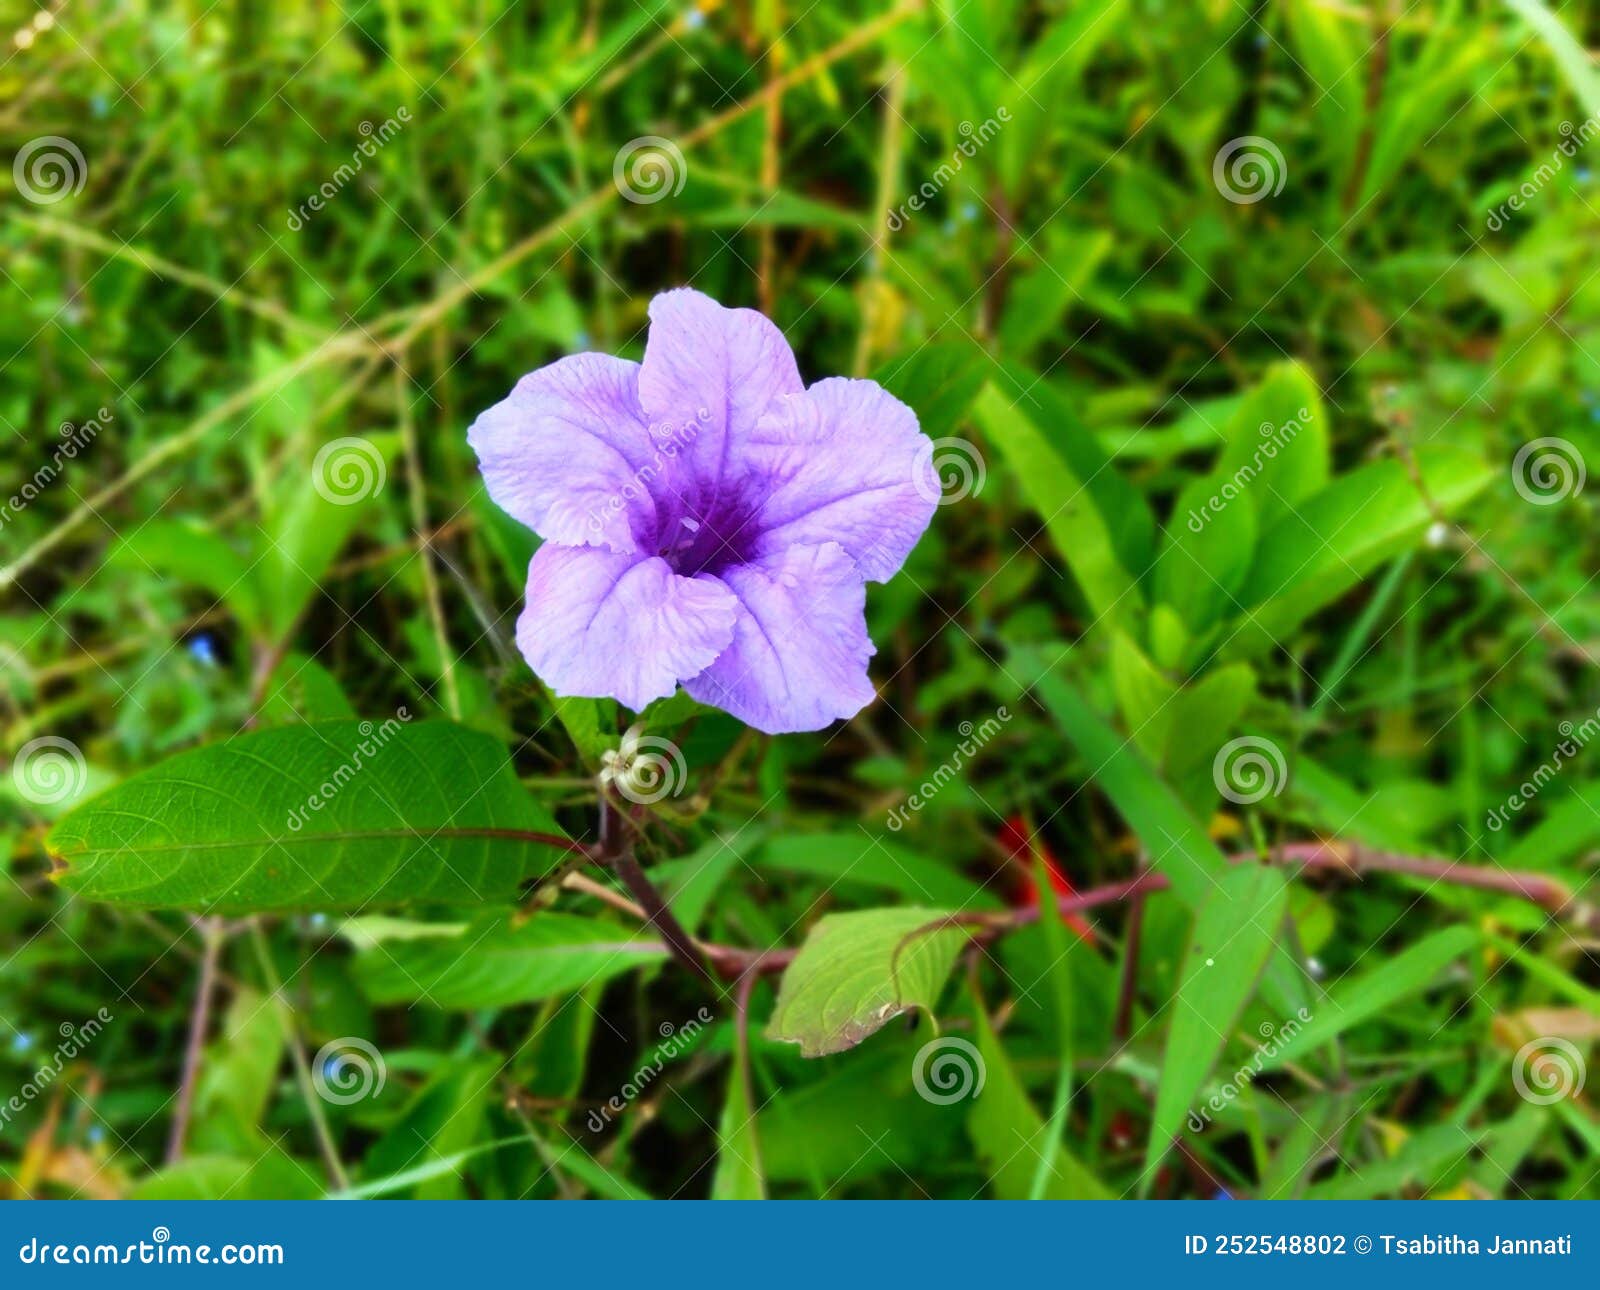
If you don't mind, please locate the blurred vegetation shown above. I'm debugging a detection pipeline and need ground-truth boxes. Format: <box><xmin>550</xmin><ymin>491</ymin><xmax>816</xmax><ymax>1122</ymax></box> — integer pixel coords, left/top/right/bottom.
<box><xmin>2</xmin><ymin>0</ymin><xmax>1599</xmax><ymax>1199</ymax></box>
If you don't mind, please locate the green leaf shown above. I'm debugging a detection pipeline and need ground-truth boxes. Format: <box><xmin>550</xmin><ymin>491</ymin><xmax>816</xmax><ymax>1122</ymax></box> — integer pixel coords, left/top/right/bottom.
<box><xmin>356</xmin><ymin>912</ymin><xmax>667</xmax><ymax>1008</ymax></box>
<box><xmin>873</xmin><ymin>341</ymin><xmax>989</xmax><ymax>440</ymax></box>
<box><xmin>257</xmin><ymin>432</ymin><xmax>399</xmax><ymax>641</ymax></box>
<box><xmin>48</xmin><ymin>719</ymin><xmax>570</xmax><ymax>911</ymax></box>
<box><xmin>130</xmin><ymin>1153</ymin><xmax>322</xmax><ymax>1200</ymax></box>
<box><xmin>973</xmin><ymin>377</ymin><xmax>1150</xmax><ymax>628</ymax></box>
<box><xmin>712</xmin><ymin>1023</ymin><xmax>767</xmax><ymax>1199</ymax></box>
<box><xmin>114</xmin><ymin>518</ymin><xmax>264</xmax><ymax>636</ymax></box>
<box><xmin>766</xmin><ymin>908</ymin><xmax>968</xmax><ymax>1057</ymax></box>
<box><xmin>1013</xmin><ymin>643</ymin><xmax>1225</xmax><ymax>908</ymax></box>
<box><xmin>1146</xmin><ymin>866</ymin><xmax>1289</xmax><ymax>1178</ymax></box>
<box><xmin>759</xmin><ymin>832</ymin><xmax>1001</xmax><ymax>909</ymax></box>
<box><xmin>1507</xmin><ymin>0</ymin><xmax>1600</xmax><ymax>117</ymax></box>
<box><xmin>1014</xmin><ymin>643</ymin><xmax>1309</xmax><ymax>1022</ymax></box>
<box><xmin>967</xmin><ymin>986</ymin><xmax>1111</xmax><ymax>1199</ymax></box>
<box><xmin>360</xmin><ymin>1057</ymin><xmax>495</xmax><ymax>1199</ymax></box>
<box><xmin>1153</xmin><ymin>474</ymin><xmax>1258</xmax><ymax>641</ymax></box>
<box><xmin>552</xmin><ymin>694</ymin><xmax>609</xmax><ymax>767</ymax></box>
<box><xmin>1228</xmin><ymin>448</ymin><xmax>1493</xmax><ymax>655</ymax></box>
<box><xmin>1256</xmin><ymin>926</ymin><xmax>1480</xmax><ymax>1071</ymax></box>
<box><xmin>1214</xmin><ymin>360</ymin><xmax>1329</xmax><ymax>531</ymax></box>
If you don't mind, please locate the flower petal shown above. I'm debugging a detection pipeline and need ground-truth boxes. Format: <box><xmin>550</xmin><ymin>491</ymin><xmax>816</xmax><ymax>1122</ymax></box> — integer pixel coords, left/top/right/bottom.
<box><xmin>637</xmin><ymin>288</ymin><xmax>803</xmax><ymax>506</ymax></box>
<box><xmin>516</xmin><ymin>544</ymin><xmax>738</xmax><ymax>712</ymax></box>
<box><xmin>685</xmin><ymin>542</ymin><xmax>875</xmax><ymax>734</ymax></box>
<box><xmin>468</xmin><ymin>354</ymin><xmax>658</xmax><ymax>553</ymax></box>
<box><xmin>745</xmin><ymin>378</ymin><xmax>938</xmax><ymax>582</ymax></box>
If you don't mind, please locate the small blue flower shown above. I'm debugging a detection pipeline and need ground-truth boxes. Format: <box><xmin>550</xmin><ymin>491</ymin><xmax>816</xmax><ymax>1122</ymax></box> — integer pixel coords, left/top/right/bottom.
<box><xmin>1212</xmin><ymin>1187</ymin><xmax>1234</xmax><ymax>1200</ymax></box>
<box><xmin>684</xmin><ymin>7</ymin><xmax>705</xmax><ymax>30</ymax></box>
<box><xmin>87</xmin><ymin>1124</ymin><xmax>105</xmax><ymax>1146</ymax></box>
<box><xmin>187</xmin><ymin>633</ymin><xmax>219</xmax><ymax>667</ymax></box>
<box><xmin>10</xmin><ymin>1032</ymin><xmax>34</xmax><ymax>1055</ymax></box>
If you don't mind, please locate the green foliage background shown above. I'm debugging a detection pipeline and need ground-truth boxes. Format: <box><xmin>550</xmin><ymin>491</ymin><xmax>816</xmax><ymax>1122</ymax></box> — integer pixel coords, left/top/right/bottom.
<box><xmin>2</xmin><ymin>0</ymin><xmax>1599</xmax><ymax>1199</ymax></box>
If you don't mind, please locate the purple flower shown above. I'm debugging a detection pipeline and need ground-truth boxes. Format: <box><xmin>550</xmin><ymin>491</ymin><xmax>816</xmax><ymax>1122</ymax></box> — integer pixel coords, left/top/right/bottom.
<box><xmin>468</xmin><ymin>288</ymin><xmax>938</xmax><ymax>734</ymax></box>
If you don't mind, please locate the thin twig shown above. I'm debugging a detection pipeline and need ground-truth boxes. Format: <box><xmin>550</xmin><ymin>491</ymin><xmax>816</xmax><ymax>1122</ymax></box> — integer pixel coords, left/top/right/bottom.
<box><xmin>247</xmin><ymin>920</ymin><xmax>350</xmax><ymax>1191</ymax></box>
<box><xmin>165</xmin><ymin>916</ymin><xmax>225</xmax><ymax>1164</ymax></box>
<box><xmin>598</xmin><ymin>796</ymin><xmax>713</xmax><ymax>984</ymax></box>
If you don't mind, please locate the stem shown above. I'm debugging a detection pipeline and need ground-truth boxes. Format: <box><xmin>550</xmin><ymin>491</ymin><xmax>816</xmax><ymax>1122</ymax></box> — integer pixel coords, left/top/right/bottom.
<box><xmin>598</xmin><ymin>796</ymin><xmax>713</xmax><ymax>984</ymax></box>
<box><xmin>248</xmin><ymin>920</ymin><xmax>350</xmax><ymax>1191</ymax></box>
<box><xmin>165</xmin><ymin>916</ymin><xmax>224</xmax><ymax>1164</ymax></box>
<box><xmin>1113</xmin><ymin>885</ymin><xmax>1145</xmax><ymax>1042</ymax></box>
<box><xmin>674</xmin><ymin>841</ymin><xmax>1599</xmax><ymax>982</ymax></box>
